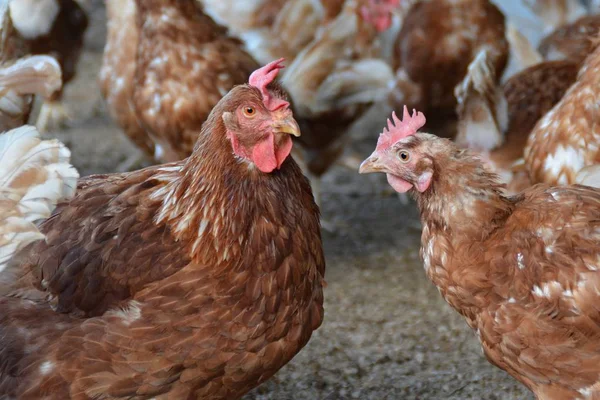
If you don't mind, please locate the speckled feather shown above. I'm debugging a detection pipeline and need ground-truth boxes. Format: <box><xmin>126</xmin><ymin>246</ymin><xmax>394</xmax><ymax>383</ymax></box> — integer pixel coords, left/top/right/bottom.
<box><xmin>495</xmin><ymin>60</ymin><xmax>579</xmax><ymax>192</ymax></box>
<box><xmin>397</xmin><ymin>133</ymin><xmax>600</xmax><ymax>399</ymax></box>
<box><xmin>132</xmin><ymin>0</ymin><xmax>260</xmax><ymax>162</ymax></box>
<box><xmin>524</xmin><ymin>41</ymin><xmax>600</xmax><ymax>185</ymax></box>
<box><xmin>0</xmin><ymin>85</ymin><xmax>325</xmax><ymax>399</ymax></box>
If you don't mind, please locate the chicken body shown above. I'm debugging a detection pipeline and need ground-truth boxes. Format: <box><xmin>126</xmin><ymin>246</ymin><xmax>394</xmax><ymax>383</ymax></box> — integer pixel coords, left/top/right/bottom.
<box><xmin>0</xmin><ymin>78</ymin><xmax>324</xmax><ymax>399</ymax></box>
<box><xmin>99</xmin><ymin>0</ymin><xmax>154</xmax><ymax>159</ymax></box>
<box><xmin>390</xmin><ymin>0</ymin><xmax>508</xmax><ymax>116</ymax></box>
<box><xmin>420</xmin><ymin>148</ymin><xmax>600</xmax><ymax>400</ymax></box>
<box><xmin>524</xmin><ymin>41</ymin><xmax>600</xmax><ymax>185</ymax></box>
<box><xmin>361</xmin><ymin>129</ymin><xmax>600</xmax><ymax>399</ymax></box>
<box><xmin>132</xmin><ymin>0</ymin><xmax>259</xmax><ymax>163</ymax></box>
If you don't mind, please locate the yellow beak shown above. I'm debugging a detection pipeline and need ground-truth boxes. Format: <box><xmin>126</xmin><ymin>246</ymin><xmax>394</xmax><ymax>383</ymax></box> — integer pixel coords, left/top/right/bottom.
<box><xmin>359</xmin><ymin>152</ymin><xmax>384</xmax><ymax>174</ymax></box>
<box><xmin>273</xmin><ymin>117</ymin><xmax>301</xmax><ymax>137</ymax></box>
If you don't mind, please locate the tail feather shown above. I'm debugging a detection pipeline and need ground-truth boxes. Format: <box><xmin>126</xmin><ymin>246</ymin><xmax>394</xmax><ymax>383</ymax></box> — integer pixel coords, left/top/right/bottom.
<box><xmin>282</xmin><ymin>3</ymin><xmax>361</xmax><ymax>114</ymax></box>
<box><xmin>315</xmin><ymin>58</ymin><xmax>394</xmax><ymax>111</ymax></box>
<box><xmin>455</xmin><ymin>49</ymin><xmax>507</xmax><ymax>151</ymax></box>
<box><xmin>0</xmin><ymin>55</ymin><xmax>62</xmax><ymax>99</ymax></box>
<box><xmin>243</xmin><ymin>0</ymin><xmax>325</xmax><ymax>65</ymax></box>
<box><xmin>521</xmin><ymin>0</ymin><xmax>586</xmax><ymax>32</ymax></box>
<box><xmin>0</xmin><ymin>125</ymin><xmax>78</xmax><ymax>272</ymax></box>
<box><xmin>272</xmin><ymin>0</ymin><xmax>324</xmax><ymax>54</ymax></box>
<box><xmin>505</xmin><ymin>22</ymin><xmax>542</xmax><ymax>74</ymax></box>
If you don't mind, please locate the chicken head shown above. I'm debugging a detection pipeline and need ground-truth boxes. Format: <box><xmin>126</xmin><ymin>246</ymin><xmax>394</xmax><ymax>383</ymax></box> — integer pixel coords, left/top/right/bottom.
<box><xmin>222</xmin><ymin>59</ymin><xmax>301</xmax><ymax>173</ymax></box>
<box><xmin>359</xmin><ymin>106</ymin><xmax>434</xmax><ymax>193</ymax></box>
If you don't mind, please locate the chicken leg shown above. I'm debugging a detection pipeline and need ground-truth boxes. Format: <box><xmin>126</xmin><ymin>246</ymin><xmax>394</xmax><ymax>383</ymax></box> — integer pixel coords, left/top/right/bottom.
<box><xmin>36</xmin><ymin>99</ymin><xmax>72</xmax><ymax>132</ymax></box>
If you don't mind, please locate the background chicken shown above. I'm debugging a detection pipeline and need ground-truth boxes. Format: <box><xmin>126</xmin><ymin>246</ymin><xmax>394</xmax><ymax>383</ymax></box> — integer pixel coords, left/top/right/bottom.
<box><xmin>360</xmin><ymin>108</ymin><xmax>600</xmax><ymax>400</ymax></box>
<box><xmin>201</xmin><ymin>0</ymin><xmax>387</xmax><ymax>76</ymax></box>
<box><xmin>0</xmin><ymin>125</ymin><xmax>78</xmax><ymax>274</ymax></box>
<box><xmin>0</xmin><ymin>61</ymin><xmax>324</xmax><ymax>400</ymax></box>
<box><xmin>99</xmin><ymin>0</ymin><xmax>154</xmax><ymax>165</ymax></box>
<box><xmin>0</xmin><ymin>0</ymin><xmax>62</xmax><ymax>130</ymax></box>
<box><xmin>521</xmin><ymin>0</ymin><xmax>587</xmax><ymax>32</ymax></box>
<box><xmin>524</xmin><ymin>37</ymin><xmax>600</xmax><ymax>185</ymax></box>
<box><xmin>100</xmin><ymin>0</ymin><xmax>259</xmax><ymax>167</ymax></box>
<box><xmin>455</xmin><ymin>50</ymin><xmax>578</xmax><ymax>193</ymax></box>
<box><xmin>8</xmin><ymin>0</ymin><xmax>88</xmax><ymax>132</ymax></box>
<box><xmin>538</xmin><ymin>14</ymin><xmax>600</xmax><ymax>65</ymax></box>
<box><xmin>389</xmin><ymin>0</ymin><xmax>509</xmax><ymax>135</ymax></box>
<box><xmin>200</xmin><ymin>0</ymin><xmax>288</xmax><ymax>38</ymax></box>
<box><xmin>281</xmin><ymin>0</ymin><xmax>394</xmax><ymax>214</ymax></box>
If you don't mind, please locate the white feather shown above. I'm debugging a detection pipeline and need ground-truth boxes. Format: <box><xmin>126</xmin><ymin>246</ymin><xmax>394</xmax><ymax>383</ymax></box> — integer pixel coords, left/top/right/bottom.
<box><xmin>8</xmin><ymin>0</ymin><xmax>60</xmax><ymax>40</ymax></box>
<box><xmin>0</xmin><ymin>126</ymin><xmax>78</xmax><ymax>271</ymax></box>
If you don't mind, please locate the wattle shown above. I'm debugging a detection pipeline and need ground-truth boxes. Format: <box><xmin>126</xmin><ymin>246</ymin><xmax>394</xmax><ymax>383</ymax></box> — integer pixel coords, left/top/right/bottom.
<box><xmin>251</xmin><ymin>134</ymin><xmax>293</xmax><ymax>173</ymax></box>
<box><xmin>387</xmin><ymin>174</ymin><xmax>413</xmax><ymax>193</ymax></box>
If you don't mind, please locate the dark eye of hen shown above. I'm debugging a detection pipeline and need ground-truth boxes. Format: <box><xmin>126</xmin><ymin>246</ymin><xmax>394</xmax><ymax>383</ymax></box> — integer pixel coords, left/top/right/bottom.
<box><xmin>243</xmin><ymin>106</ymin><xmax>256</xmax><ymax>118</ymax></box>
<box><xmin>398</xmin><ymin>150</ymin><xmax>410</xmax><ymax>162</ymax></box>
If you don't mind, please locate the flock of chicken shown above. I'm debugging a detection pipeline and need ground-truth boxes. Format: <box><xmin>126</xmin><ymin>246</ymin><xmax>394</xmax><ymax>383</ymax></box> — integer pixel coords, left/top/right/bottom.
<box><xmin>2</xmin><ymin>0</ymin><xmax>600</xmax><ymax>398</ymax></box>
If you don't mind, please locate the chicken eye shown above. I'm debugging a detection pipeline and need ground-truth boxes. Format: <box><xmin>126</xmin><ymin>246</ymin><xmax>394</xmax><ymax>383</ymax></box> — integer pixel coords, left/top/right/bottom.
<box><xmin>243</xmin><ymin>106</ymin><xmax>256</xmax><ymax>118</ymax></box>
<box><xmin>398</xmin><ymin>150</ymin><xmax>410</xmax><ymax>163</ymax></box>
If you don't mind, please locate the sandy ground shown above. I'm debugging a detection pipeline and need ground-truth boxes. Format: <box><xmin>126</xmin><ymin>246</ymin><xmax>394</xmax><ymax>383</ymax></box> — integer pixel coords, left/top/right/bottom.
<box><xmin>41</xmin><ymin>2</ymin><xmax>534</xmax><ymax>399</ymax></box>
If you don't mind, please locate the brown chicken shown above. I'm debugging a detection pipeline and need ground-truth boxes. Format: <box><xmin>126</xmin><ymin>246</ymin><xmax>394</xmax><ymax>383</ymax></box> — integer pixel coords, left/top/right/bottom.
<box><xmin>389</xmin><ymin>0</ymin><xmax>508</xmax><ymax>122</ymax></box>
<box><xmin>99</xmin><ymin>0</ymin><xmax>155</xmax><ymax>161</ymax></box>
<box><xmin>538</xmin><ymin>14</ymin><xmax>600</xmax><ymax>66</ymax></box>
<box><xmin>524</xmin><ymin>38</ymin><xmax>600</xmax><ymax>186</ymax></box>
<box><xmin>9</xmin><ymin>0</ymin><xmax>88</xmax><ymax>131</ymax></box>
<box><xmin>0</xmin><ymin>125</ymin><xmax>78</xmax><ymax>273</ymax></box>
<box><xmin>0</xmin><ymin>61</ymin><xmax>325</xmax><ymax>399</ymax></box>
<box><xmin>360</xmin><ymin>108</ymin><xmax>600</xmax><ymax>399</ymax></box>
<box><xmin>281</xmin><ymin>0</ymin><xmax>395</xmax><ymax>209</ymax></box>
<box><xmin>100</xmin><ymin>0</ymin><xmax>259</xmax><ymax>166</ymax></box>
<box><xmin>0</xmin><ymin>0</ymin><xmax>62</xmax><ymax>130</ymax></box>
<box><xmin>455</xmin><ymin>49</ymin><xmax>579</xmax><ymax>193</ymax></box>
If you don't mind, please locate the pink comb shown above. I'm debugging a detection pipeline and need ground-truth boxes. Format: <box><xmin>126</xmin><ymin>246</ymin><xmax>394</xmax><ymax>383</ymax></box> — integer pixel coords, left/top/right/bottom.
<box><xmin>249</xmin><ymin>58</ymin><xmax>289</xmax><ymax>111</ymax></box>
<box><xmin>376</xmin><ymin>106</ymin><xmax>426</xmax><ymax>150</ymax></box>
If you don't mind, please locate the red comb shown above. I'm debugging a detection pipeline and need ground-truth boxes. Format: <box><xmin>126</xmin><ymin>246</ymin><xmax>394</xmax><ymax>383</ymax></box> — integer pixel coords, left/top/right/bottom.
<box><xmin>249</xmin><ymin>58</ymin><xmax>289</xmax><ymax>111</ymax></box>
<box><xmin>376</xmin><ymin>106</ymin><xmax>426</xmax><ymax>150</ymax></box>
